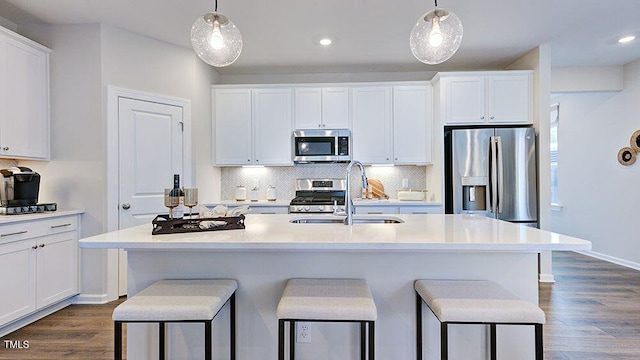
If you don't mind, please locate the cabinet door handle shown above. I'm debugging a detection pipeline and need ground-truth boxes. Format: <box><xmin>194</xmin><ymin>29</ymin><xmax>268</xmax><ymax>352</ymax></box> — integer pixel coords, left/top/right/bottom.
<box><xmin>51</xmin><ymin>223</ymin><xmax>72</xmax><ymax>229</ymax></box>
<box><xmin>490</xmin><ymin>116</ymin><xmax>495</xmax><ymax>120</ymax></box>
<box><xmin>1</xmin><ymin>146</ymin><xmax>8</xmax><ymax>151</ymax></box>
<box><xmin>480</xmin><ymin>116</ymin><xmax>485</xmax><ymax>120</ymax></box>
<box><xmin>32</xmin><ymin>245</ymin><xmax>38</xmax><ymax>250</ymax></box>
<box><xmin>39</xmin><ymin>243</ymin><xmax>45</xmax><ymax>248</ymax></box>
<box><xmin>1</xmin><ymin>230</ymin><xmax>28</xmax><ymax>237</ymax></box>
<box><xmin>368</xmin><ymin>212</ymin><xmax>383</xmax><ymax>214</ymax></box>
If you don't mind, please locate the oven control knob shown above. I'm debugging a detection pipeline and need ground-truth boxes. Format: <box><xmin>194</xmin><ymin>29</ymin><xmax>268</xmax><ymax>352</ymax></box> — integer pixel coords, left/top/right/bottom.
<box><xmin>304</xmin><ymin>206</ymin><xmax>310</xmax><ymax>212</ymax></box>
<box><xmin>318</xmin><ymin>205</ymin><xmax>325</xmax><ymax>211</ymax></box>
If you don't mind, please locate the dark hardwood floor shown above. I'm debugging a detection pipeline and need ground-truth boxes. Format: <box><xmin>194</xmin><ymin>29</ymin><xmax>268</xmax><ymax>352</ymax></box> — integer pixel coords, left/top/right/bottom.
<box><xmin>541</xmin><ymin>251</ymin><xmax>640</xmax><ymax>359</ymax></box>
<box><xmin>1</xmin><ymin>251</ymin><xmax>639</xmax><ymax>359</ymax></box>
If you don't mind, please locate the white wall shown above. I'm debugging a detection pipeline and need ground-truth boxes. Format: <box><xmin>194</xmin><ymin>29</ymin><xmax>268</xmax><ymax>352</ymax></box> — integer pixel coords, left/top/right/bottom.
<box><xmin>99</xmin><ymin>25</ymin><xmax>221</xmax><ymax>205</ymax></box>
<box><xmin>551</xmin><ymin>66</ymin><xmax>624</xmax><ymax>92</ymax></box>
<box><xmin>18</xmin><ymin>24</ymin><xmax>108</xmax><ymax>296</ymax></box>
<box><xmin>219</xmin><ymin>71</ymin><xmax>436</xmax><ymax>84</ymax></box>
<box><xmin>17</xmin><ymin>23</ymin><xmax>220</xmax><ymax>301</ymax></box>
<box><xmin>550</xmin><ymin>58</ymin><xmax>640</xmax><ymax>266</ymax></box>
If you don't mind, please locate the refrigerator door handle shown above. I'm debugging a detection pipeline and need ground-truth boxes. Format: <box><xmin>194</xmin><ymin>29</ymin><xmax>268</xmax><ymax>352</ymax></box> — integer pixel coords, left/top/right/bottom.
<box><xmin>496</xmin><ymin>136</ymin><xmax>504</xmax><ymax>214</ymax></box>
<box><xmin>489</xmin><ymin>136</ymin><xmax>498</xmax><ymax>214</ymax></box>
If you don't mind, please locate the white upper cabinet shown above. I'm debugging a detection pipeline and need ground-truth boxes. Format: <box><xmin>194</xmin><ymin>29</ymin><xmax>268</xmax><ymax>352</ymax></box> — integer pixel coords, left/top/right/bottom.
<box><xmin>393</xmin><ymin>85</ymin><xmax>432</xmax><ymax>165</ymax></box>
<box><xmin>214</xmin><ymin>88</ymin><xmax>252</xmax><ymax>165</ymax></box>
<box><xmin>487</xmin><ymin>75</ymin><xmax>531</xmax><ymax>124</ymax></box>
<box><xmin>252</xmin><ymin>88</ymin><xmax>293</xmax><ymax>166</ymax></box>
<box><xmin>213</xmin><ymin>87</ymin><xmax>293</xmax><ymax>166</ymax></box>
<box><xmin>437</xmin><ymin>71</ymin><xmax>532</xmax><ymax>125</ymax></box>
<box><xmin>0</xmin><ymin>27</ymin><xmax>50</xmax><ymax>160</ymax></box>
<box><xmin>294</xmin><ymin>87</ymin><xmax>349</xmax><ymax>129</ymax></box>
<box><xmin>351</xmin><ymin>86</ymin><xmax>393</xmax><ymax>164</ymax></box>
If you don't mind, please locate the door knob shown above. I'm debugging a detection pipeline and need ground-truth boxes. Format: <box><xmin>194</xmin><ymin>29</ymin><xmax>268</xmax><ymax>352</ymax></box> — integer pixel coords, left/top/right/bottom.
<box><xmin>122</xmin><ymin>203</ymin><xmax>131</xmax><ymax>210</ymax></box>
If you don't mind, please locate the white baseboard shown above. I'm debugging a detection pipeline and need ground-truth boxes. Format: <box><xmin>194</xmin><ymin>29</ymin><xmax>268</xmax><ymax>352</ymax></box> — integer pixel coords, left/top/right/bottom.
<box><xmin>73</xmin><ymin>293</ymin><xmax>112</xmax><ymax>305</ymax></box>
<box><xmin>538</xmin><ymin>273</ymin><xmax>556</xmax><ymax>283</ymax></box>
<box><xmin>0</xmin><ymin>300</ymin><xmax>72</xmax><ymax>338</ymax></box>
<box><xmin>578</xmin><ymin>250</ymin><xmax>640</xmax><ymax>271</ymax></box>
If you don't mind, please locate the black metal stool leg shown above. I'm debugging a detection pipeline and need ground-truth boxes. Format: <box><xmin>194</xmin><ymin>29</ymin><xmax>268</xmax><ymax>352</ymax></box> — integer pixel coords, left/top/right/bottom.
<box><xmin>114</xmin><ymin>321</ymin><xmax>123</xmax><ymax>360</ymax></box>
<box><xmin>441</xmin><ymin>322</ymin><xmax>448</xmax><ymax>360</ymax></box>
<box><xmin>416</xmin><ymin>293</ymin><xmax>423</xmax><ymax>360</ymax></box>
<box><xmin>361</xmin><ymin>322</ymin><xmax>366</xmax><ymax>360</ymax></box>
<box><xmin>230</xmin><ymin>293</ymin><xmax>236</xmax><ymax>360</ymax></box>
<box><xmin>205</xmin><ymin>320</ymin><xmax>212</xmax><ymax>360</ymax></box>
<box><xmin>368</xmin><ymin>321</ymin><xmax>375</xmax><ymax>360</ymax></box>
<box><xmin>290</xmin><ymin>320</ymin><xmax>295</xmax><ymax>360</ymax></box>
<box><xmin>278</xmin><ymin>319</ymin><xmax>285</xmax><ymax>360</ymax></box>
<box><xmin>490</xmin><ymin>323</ymin><xmax>497</xmax><ymax>360</ymax></box>
<box><xmin>535</xmin><ymin>324</ymin><xmax>543</xmax><ymax>360</ymax></box>
<box><xmin>159</xmin><ymin>321</ymin><xmax>165</xmax><ymax>360</ymax></box>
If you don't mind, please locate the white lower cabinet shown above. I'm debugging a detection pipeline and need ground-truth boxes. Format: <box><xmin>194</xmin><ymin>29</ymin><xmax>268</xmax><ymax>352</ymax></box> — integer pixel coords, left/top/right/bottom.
<box><xmin>397</xmin><ymin>205</ymin><xmax>443</xmax><ymax>214</ymax></box>
<box><xmin>355</xmin><ymin>204</ymin><xmax>444</xmax><ymax>214</ymax></box>
<box><xmin>0</xmin><ymin>215</ymin><xmax>79</xmax><ymax>328</ymax></box>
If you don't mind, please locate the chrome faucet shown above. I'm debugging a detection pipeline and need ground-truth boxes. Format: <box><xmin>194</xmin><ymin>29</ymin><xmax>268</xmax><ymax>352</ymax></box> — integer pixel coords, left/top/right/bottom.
<box><xmin>344</xmin><ymin>160</ymin><xmax>368</xmax><ymax>225</ymax></box>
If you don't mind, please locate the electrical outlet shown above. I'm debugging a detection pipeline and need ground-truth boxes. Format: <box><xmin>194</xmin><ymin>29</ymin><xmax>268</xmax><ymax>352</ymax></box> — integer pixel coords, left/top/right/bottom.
<box><xmin>296</xmin><ymin>322</ymin><xmax>311</xmax><ymax>343</ymax></box>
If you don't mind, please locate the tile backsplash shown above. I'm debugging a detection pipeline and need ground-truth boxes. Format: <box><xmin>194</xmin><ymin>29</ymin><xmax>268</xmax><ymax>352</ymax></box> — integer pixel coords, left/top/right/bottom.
<box><xmin>221</xmin><ymin>164</ymin><xmax>428</xmax><ymax>201</ymax></box>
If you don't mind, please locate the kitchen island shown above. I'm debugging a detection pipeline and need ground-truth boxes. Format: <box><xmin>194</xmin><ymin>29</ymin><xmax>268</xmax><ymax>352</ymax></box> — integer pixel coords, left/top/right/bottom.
<box><xmin>80</xmin><ymin>214</ymin><xmax>590</xmax><ymax>360</ymax></box>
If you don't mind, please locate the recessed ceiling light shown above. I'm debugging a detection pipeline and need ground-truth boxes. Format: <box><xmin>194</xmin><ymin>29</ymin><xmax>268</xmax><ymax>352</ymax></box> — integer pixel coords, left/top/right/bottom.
<box><xmin>618</xmin><ymin>35</ymin><xmax>636</xmax><ymax>43</ymax></box>
<box><xmin>319</xmin><ymin>38</ymin><xmax>332</xmax><ymax>46</ymax></box>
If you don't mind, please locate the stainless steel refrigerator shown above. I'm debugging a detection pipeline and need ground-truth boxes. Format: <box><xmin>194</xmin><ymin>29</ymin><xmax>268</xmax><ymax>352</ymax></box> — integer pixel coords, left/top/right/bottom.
<box><xmin>444</xmin><ymin>126</ymin><xmax>538</xmax><ymax>227</ymax></box>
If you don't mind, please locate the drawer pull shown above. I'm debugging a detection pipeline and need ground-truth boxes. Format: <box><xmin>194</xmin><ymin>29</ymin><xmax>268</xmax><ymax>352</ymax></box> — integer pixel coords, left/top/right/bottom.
<box><xmin>51</xmin><ymin>223</ymin><xmax>72</xmax><ymax>229</ymax></box>
<box><xmin>39</xmin><ymin>244</ymin><xmax>45</xmax><ymax>248</ymax></box>
<box><xmin>1</xmin><ymin>230</ymin><xmax>28</xmax><ymax>237</ymax></box>
<box><xmin>367</xmin><ymin>212</ymin><xmax>384</xmax><ymax>214</ymax></box>
<box><xmin>32</xmin><ymin>245</ymin><xmax>38</xmax><ymax>250</ymax></box>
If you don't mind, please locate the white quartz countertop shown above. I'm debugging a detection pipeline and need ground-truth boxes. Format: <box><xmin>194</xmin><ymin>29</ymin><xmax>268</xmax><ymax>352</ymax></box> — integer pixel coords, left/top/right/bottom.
<box><xmin>0</xmin><ymin>209</ymin><xmax>84</xmax><ymax>225</ymax></box>
<box><xmin>79</xmin><ymin>214</ymin><xmax>591</xmax><ymax>252</ymax></box>
<box><xmin>211</xmin><ymin>200</ymin><xmax>442</xmax><ymax>207</ymax></box>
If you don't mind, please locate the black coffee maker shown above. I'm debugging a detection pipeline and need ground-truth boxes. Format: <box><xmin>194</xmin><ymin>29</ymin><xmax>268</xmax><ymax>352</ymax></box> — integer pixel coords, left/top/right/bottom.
<box><xmin>0</xmin><ymin>167</ymin><xmax>40</xmax><ymax>206</ymax></box>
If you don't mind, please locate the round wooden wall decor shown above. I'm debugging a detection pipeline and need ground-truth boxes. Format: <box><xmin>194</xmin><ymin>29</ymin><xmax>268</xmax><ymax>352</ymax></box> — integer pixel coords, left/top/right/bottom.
<box><xmin>618</xmin><ymin>147</ymin><xmax>636</xmax><ymax>166</ymax></box>
<box><xmin>631</xmin><ymin>130</ymin><xmax>640</xmax><ymax>152</ymax></box>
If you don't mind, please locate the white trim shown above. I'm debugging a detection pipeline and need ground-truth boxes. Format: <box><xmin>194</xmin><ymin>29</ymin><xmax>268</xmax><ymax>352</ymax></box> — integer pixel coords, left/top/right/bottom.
<box><xmin>106</xmin><ymin>86</ymin><xmax>193</xmax><ymax>301</ymax></box>
<box><xmin>578</xmin><ymin>250</ymin><xmax>640</xmax><ymax>272</ymax></box>
<box><xmin>538</xmin><ymin>273</ymin><xmax>556</xmax><ymax>283</ymax></box>
<box><xmin>0</xmin><ymin>299</ymin><xmax>72</xmax><ymax>338</ymax></box>
<box><xmin>73</xmin><ymin>293</ymin><xmax>112</xmax><ymax>305</ymax></box>
<box><xmin>550</xmin><ymin>204</ymin><xmax>563</xmax><ymax>211</ymax></box>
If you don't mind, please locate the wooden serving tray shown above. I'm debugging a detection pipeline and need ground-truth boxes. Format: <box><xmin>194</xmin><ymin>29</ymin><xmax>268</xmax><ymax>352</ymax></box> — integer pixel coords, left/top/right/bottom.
<box><xmin>151</xmin><ymin>214</ymin><xmax>245</xmax><ymax>235</ymax></box>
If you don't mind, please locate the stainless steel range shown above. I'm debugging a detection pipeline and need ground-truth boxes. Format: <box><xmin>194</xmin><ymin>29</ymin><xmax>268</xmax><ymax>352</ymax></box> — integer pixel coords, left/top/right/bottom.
<box><xmin>289</xmin><ymin>179</ymin><xmax>346</xmax><ymax>214</ymax></box>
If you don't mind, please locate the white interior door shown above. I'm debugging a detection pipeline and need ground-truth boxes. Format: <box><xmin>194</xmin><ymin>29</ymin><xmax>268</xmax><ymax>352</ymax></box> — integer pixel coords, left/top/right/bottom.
<box><xmin>117</xmin><ymin>97</ymin><xmax>184</xmax><ymax>295</ymax></box>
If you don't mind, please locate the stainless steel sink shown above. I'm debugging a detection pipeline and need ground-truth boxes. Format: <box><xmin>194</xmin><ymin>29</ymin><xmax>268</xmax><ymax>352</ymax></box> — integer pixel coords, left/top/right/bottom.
<box><xmin>289</xmin><ymin>215</ymin><xmax>404</xmax><ymax>224</ymax></box>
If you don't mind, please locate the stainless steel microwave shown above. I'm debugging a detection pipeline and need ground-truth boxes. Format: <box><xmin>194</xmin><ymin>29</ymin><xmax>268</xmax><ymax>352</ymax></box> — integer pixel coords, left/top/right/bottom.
<box><xmin>292</xmin><ymin>129</ymin><xmax>351</xmax><ymax>163</ymax></box>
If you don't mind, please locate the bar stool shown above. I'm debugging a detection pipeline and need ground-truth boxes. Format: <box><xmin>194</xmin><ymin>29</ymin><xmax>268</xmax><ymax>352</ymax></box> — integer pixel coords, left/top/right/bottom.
<box><xmin>276</xmin><ymin>278</ymin><xmax>377</xmax><ymax>360</ymax></box>
<box><xmin>415</xmin><ymin>279</ymin><xmax>545</xmax><ymax>360</ymax></box>
<box><xmin>112</xmin><ymin>279</ymin><xmax>237</xmax><ymax>360</ymax></box>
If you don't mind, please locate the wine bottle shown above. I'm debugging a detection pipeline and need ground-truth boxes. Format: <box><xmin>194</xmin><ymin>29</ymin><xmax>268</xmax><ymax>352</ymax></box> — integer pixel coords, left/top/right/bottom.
<box><xmin>170</xmin><ymin>174</ymin><xmax>185</xmax><ymax>218</ymax></box>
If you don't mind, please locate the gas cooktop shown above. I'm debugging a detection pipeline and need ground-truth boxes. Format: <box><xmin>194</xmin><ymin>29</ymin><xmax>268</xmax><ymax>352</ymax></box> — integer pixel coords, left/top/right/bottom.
<box><xmin>0</xmin><ymin>203</ymin><xmax>57</xmax><ymax>215</ymax></box>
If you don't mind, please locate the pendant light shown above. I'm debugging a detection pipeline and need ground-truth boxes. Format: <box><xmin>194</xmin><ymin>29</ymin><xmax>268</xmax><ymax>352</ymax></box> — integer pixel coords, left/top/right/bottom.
<box><xmin>409</xmin><ymin>0</ymin><xmax>463</xmax><ymax>65</ymax></box>
<box><xmin>191</xmin><ymin>0</ymin><xmax>242</xmax><ymax>67</ymax></box>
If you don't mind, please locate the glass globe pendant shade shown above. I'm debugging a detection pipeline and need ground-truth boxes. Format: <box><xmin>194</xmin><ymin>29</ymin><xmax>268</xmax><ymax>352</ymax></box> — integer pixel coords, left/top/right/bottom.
<box><xmin>191</xmin><ymin>12</ymin><xmax>242</xmax><ymax>67</ymax></box>
<box><xmin>410</xmin><ymin>8</ymin><xmax>463</xmax><ymax>65</ymax></box>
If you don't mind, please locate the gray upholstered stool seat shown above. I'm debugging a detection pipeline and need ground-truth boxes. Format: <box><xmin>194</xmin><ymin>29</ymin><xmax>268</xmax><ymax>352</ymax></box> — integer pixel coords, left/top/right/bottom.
<box><xmin>113</xmin><ymin>279</ymin><xmax>237</xmax><ymax>360</ymax></box>
<box><xmin>277</xmin><ymin>278</ymin><xmax>377</xmax><ymax>360</ymax></box>
<box><xmin>415</xmin><ymin>280</ymin><xmax>545</xmax><ymax>360</ymax></box>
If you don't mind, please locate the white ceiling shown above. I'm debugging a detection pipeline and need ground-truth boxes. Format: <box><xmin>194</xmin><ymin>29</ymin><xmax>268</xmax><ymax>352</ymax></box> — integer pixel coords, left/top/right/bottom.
<box><xmin>0</xmin><ymin>0</ymin><xmax>639</xmax><ymax>75</ymax></box>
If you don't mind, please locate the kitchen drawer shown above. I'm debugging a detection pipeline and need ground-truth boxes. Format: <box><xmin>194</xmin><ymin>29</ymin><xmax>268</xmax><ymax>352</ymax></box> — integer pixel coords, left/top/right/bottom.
<box><xmin>0</xmin><ymin>215</ymin><xmax>79</xmax><ymax>245</ymax></box>
<box><xmin>398</xmin><ymin>205</ymin><xmax>443</xmax><ymax>214</ymax></box>
<box><xmin>355</xmin><ymin>206</ymin><xmax>398</xmax><ymax>214</ymax></box>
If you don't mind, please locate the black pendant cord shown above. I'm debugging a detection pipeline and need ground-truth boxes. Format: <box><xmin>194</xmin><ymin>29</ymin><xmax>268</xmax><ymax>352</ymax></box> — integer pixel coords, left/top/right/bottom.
<box><xmin>434</xmin><ymin>0</ymin><xmax>438</xmax><ymax>7</ymax></box>
<box><xmin>215</xmin><ymin>0</ymin><xmax>218</xmax><ymax>12</ymax></box>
